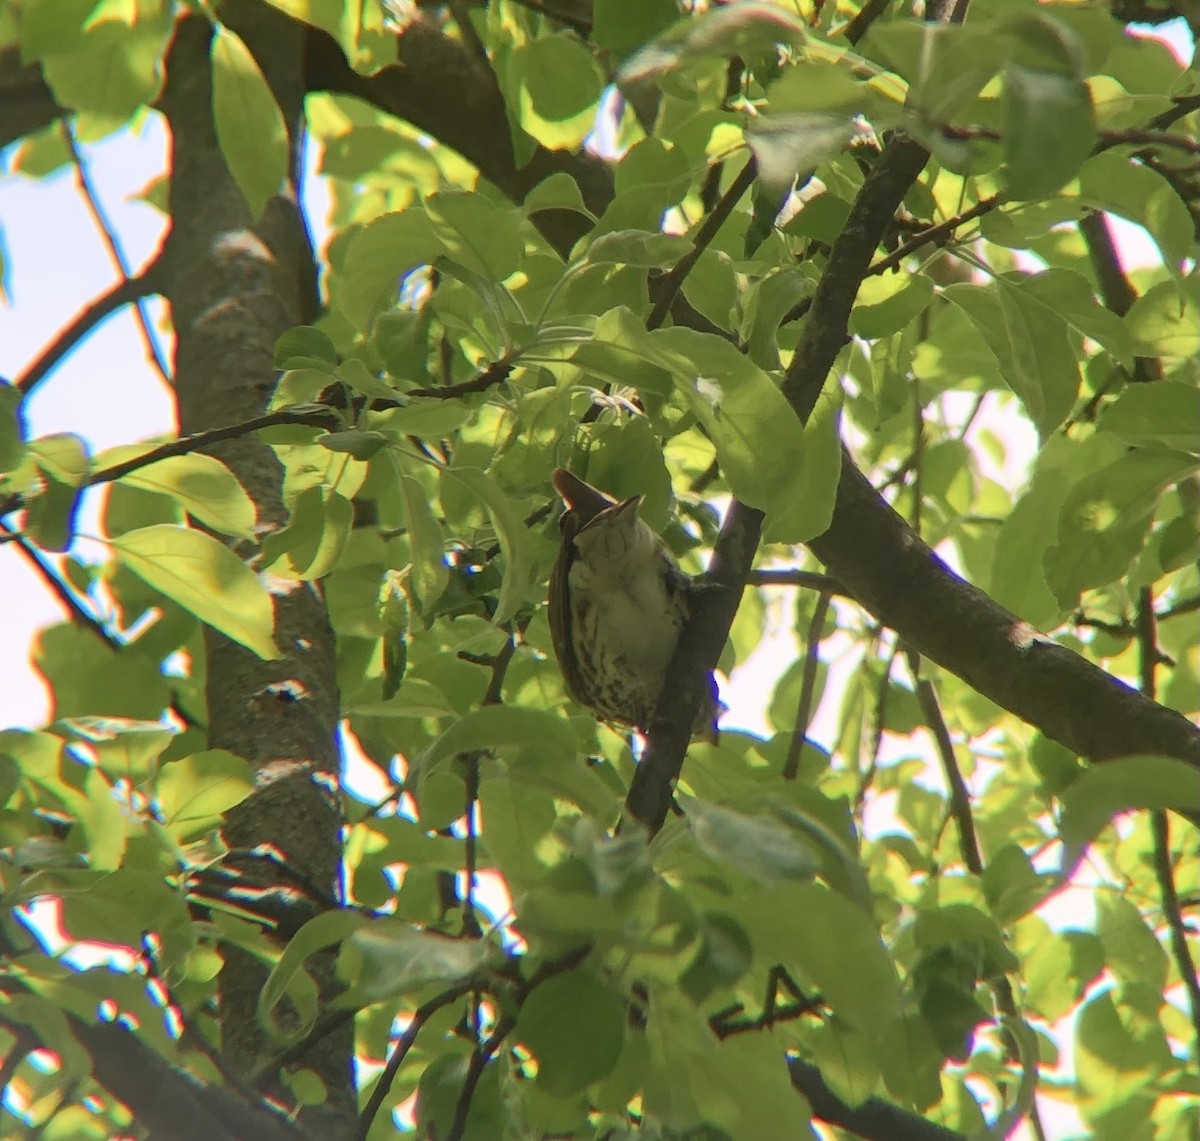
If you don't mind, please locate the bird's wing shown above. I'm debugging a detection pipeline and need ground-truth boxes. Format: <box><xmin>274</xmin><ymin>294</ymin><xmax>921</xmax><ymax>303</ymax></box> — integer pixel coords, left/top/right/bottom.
<box><xmin>548</xmin><ymin>510</ymin><xmax>588</xmax><ymax>705</ymax></box>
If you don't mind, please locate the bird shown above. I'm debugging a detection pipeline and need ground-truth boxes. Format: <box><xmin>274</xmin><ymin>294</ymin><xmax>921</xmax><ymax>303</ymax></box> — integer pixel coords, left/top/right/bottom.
<box><xmin>547</xmin><ymin>467</ymin><xmax>719</xmax><ymax>741</ymax></box>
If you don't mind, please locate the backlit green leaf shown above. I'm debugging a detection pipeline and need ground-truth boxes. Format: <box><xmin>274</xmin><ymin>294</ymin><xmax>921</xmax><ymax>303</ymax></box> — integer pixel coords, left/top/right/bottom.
<box><xmin>112</xmin><ymin>524</ymin><xmax>280</xmax><ymax>660</ymax></box>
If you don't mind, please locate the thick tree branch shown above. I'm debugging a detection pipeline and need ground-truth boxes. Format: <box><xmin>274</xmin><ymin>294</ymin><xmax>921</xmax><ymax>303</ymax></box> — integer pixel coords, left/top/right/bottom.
<box><xmin>810</xmin><ymin>459</ymin><xmax>1200</xmax><ymax>775</ymax></box>
<box><xmin>790</xmin><ymin>1059</ymin><xmax>966</xmax><ymax>1141</ymax></box>
<box><xmin>630</xmin><ymin>137</ymin><xmax>932</xmax><ymax>831</ymax></box>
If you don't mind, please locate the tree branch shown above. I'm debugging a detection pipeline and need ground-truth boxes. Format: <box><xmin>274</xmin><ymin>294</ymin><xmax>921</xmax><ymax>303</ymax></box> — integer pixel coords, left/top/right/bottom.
<box><xmin>87</xmin><ymin>408</ymin><xmax>342</xmax><ymax>485</ymax></box>
<box><xmin>789</xmin><ymin>1058</ymin><xmax>966</xmax><ymax>1141</ymax></box>
<box><xmin>1137</xmin><ymin>588</ymin><xmax>1200</xmax><ymax>1048</ymax></box>
<box><xmin>0</xmin><ymin>520</ymin><xmax>121</xmax><ymax>649</ymax></box>
<box><xmin>61</xmin><ymin>121</ymin><xmax>172</xmax><ymax>386</ymax></box>
<box><xmin>16</xmin><ymin>265</ymin><xmax>164</xmax><ymax>396</ymax></box>
<box><xmin>646</xmin><ymin>159</ymin><xmax>757</xmax><ymax>332</ymax></box>
<box><xmin>867</xmin><ymin>195</ymin><xmax>1001</xmax><ymax>279</ymax></box>
<box><xmin>627</xmin><ymin>136</ymin><xmax>933</xmax><ymax>831</ymax></box>
<box><xmin>783</xmin><ymin>591</ymin><xmax>832</xmax><ymax>780</ymax></box>
<box><xmin>354</xmin><ymin>981</ymin><xmax>476</xmax><ymax>1140</ymax></box>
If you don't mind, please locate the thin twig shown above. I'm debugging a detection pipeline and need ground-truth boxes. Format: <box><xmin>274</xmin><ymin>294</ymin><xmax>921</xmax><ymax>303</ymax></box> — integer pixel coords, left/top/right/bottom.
<box><xmin>86</xmin><ymin>408</ymin><xmax>341</xmax><ymax>485</ymax></box>
<box><xmin>783</xmin><ymin>591</ymin><xmax>832</xmax><ymax>780</ymax></box>
<box><xmin>1137</xmin><ymin>588</ymin><xmax>1200</xmax><ymax>1048</ymax></box>
<box><xmin>61</xmin><ymin>121</ymin><xmax>171</xmax><ymax>385</ymax></box>
<box><xmin>841</xmin><ymin>0</ymin><xmax>893</xmax><ymax>45</ymax></box>
<box><xmin>444</xmin><ymin>1014</ymin><xmax>515</xmax><ymax>1141</ymax></box>
<box><xmin>1158</xmin><ymin>594</ymin><xmax>1199</xmax><ymax>622</ymax></box>
<box><xmin>748</xmin><ymin>569</ymin><xmax>845</xmax><ymax>594</ymax></box>
<box><xmin>908</xmin><ymin>650</ymin><xmax>981</xmax><ymax>874</ymax></box>
<box><xmin>16</xmin><ymin>268</ymin><xmax>163</xmax><ymax>396</ymax></box>
<box><xmin>866</xmin><ymin>195</ymin><xmax>1001</xmax><ymax>278</ymax></box>
<box><xmin>354</xmin><ymin>981</ymin><xmax>477</xmax><ymax>1141</ymax></box>
<box><xmin>1</xmin><ymin>521</ymin><xmax>120</xmax><ymax>649</ymax></box>
<box><xmin>646</xmin><ymin>159</ymin><xmax>757</xmax><ymax>332</ymax></box>
<box><xmin>446</xmin><ymin>0</ymin><xmax>492</xmax><ymax>72</ymax></box>
<box><xmin>1149</xmin><ymin>95</ymin><xmax>1200</xmax><ymax>131</ymax></box>
<box><xmin>407</xmin><ymin>360</ymin><xmax>514</xmax><ymax>400</ymax></box>
<box><xmin>504</xmin><ymin>0</ymin><xmax>591</xmax><ymax>35</ymax></box>
<box><xmin>855</xmin><ymin>638</ymin><xmax>899</xmax><ymax>813</ymax></box>
<box><xmin>908</xmin><ymin>647</ymin><xmax>1040</xmax><ymax>1101</ymax></box>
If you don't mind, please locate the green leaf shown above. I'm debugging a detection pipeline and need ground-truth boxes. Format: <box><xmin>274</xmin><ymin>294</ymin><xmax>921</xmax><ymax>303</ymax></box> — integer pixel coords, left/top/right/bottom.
<box><xmin>943</xmin><ymin>279</ymin><xmax>1078</xmax><ymax>436</ymax></box>
<box><xmin>1096</xmin><ymin>891</ymin><xmax>1167</xmax><ymax>993</ymax></box>
<box><xmin>155</xmin><ymin>749</ymin><xmax>254</xmax><ymax>841</ymax></box>
<box><xmin>1017</xmin><ymin>268</ymin><xmax>1138</xmax><ymax>368</ymax></box>
<box><xmin>343</xmin><ymin>919</ymin><xmax>490</xmax><ymax>1005</ymax></box>
<box><xmin>1097</xmin><ymin>381</ymin><xmax>1200</xmax><ymax>455</ymax></box>
<box><xmin>510</xmin><ymin>35</ymin><xmax>605</xmax><ymax>151</ymax></box>
<box><xmin>416</xmin><ymin>1053</ymin><xmax>504</xmax><ymax>1141</ymax></box>
<box><xmin>263</xmin><ymin>486</ymin><xmax>352</xmax><ymax>581</ymax></box>
<box><xmin>806</xmin><ymin>1018</ymin><xmax>880</xmax><ymax>1110</ymax></box>
<box><xmin>988</xmin><ymin>433</ymin><xmax>1122</xmax><ymax>627</ymax></box>
<box><xmin>982</xmin><ymin>844</ymin><xmax>1050</xmax><ymax>925</ymax></box>
<box><xmin>583</xmin><ymin>229</ymin><xmax>692</xmax><ymax>267</ymax></box>
<box><xmin>763</xmin><ymin>380</ymin><xmax>842</xmax><ymax>544</ymax></box>
<box><xmin>0</xmin><ymin>380</ymin><xmax>25</xmax><ymax>474</ymax></box>
<box><xmin>1078</xmin><ymin>152</ymin><xmax>1195</xmax><ymax>273</ymax></box>
<box><xmin>522</xmin><ymin>172</ymin><xmax>597</xmax><ymax>221</ymax></box>
<box><xmin>737</xmin><ymin>883</ymin><xmax>900</xmax><ymax>1037</ymax></box>
<box><xmin>478</xmin><ymin>777</ymin><xmax>559</xmax><ymax>890</ymax></box>
<box><xmin>1001</xmin><ymin>64</ymin><xmax>1095</xmax><ymax>200</ymax></box>
<box><xmin>747</xmin><ymin>113</ymin><xmax>856</xmax><ymax>201</ymax></box>
<box><xmin>109</xmin><ymin>451</ymin><xmax>257</xmax><ymax>539</ymax></box>
<box><xmin>395</xmin><ymin>469</ymin><xmax>448</xmax><ymax>612</ymax></box>
<box><xmin>42</xmin><ymin>15</ymin><xmax>168</xmax><ymax>120</ymax></box>
<box><xmin>318</xmin><ymin>429</ymin><xmax>388</xmax><ymax>459</ymax></box>
<box><xmin>863</xmin><ymin>23</ymin><xmax>1000</xmax><ymax>122</ymax></box>
<box><xmin>516</xmin><ymin>968</ymin><xmax>625</xmax><ymax>1095</ymax></box>
<box><xmin>427</xmin><ymin>190</ymin><xmax>525</xmax><ymax>282</ymax></box>
<box><xmin>338</xmin><ymin>210</ymin><xmax>442</xmax><ymax>332</ymax></box>
<box><xmin>112</xmin><ymin>524</ymin><xmax>280</xmax><ymax>660</ymax></box>
<box><xmin>594</xmin><ymin>0</ymin><xmax>679</xmax><ymax>58</ymax></box>
<box><xmin>618</xmin><ymin>1</ymin><xmax>808</xmax><ymax>87</ymax></box>
<box><xmin>260</xmin><ymin>911</ymin><xmax>364</xmax><ymax>1032</ymax></box>
<box><xmin>81</xmin><ymin>768</ymin><xmax>128</xmax><ymax>871</ymax></box>
<box><xmin>274</xmin><ymin>325</ymin><xmax>339</xmax><ymax>368</ymax></box>
<box><xmin>685</xmin><ymin>799</ymin><xmax>820</xmax><ymax>885</ymax></box>
<box><xmin>644</xmin><ymin>987</ymin><xmax>811</xmax><ymax>1135</ymax></box>
<box><xmin>18</xmin><ymin>0</ymin><xmax>98</xmax><ymax>57</ymax></box>
<box><xmin>1075</xmin><ymin>991</ymin><xmax>1172</xmax><ymax>1119</ymax></box>
<box><xmin>1126</xmin><ymin>279</ymin><xmax>1200</xmax><ymax>359</ymax></box>
<box><xmin>1044</xmin><ymin>447</ymin><xmax>1197</xmax><ymax>606</ymax></box>
<box><xmin>1059</xmin><ymin>755</ymin><xmax>1200</xmax><ymax>871</ymax></box>
<box><xmin>645</xmin><ymin>325</ymin><xmax>808</xmax><ymax>519</ymax></box>
<box><xmin>419</xmin><ymin>706</ymin><xmax>577</xmax><ymax>774</ymax></box>
<box><xmin>997</xmin><ymin>12</ymin><xmax>1097</xmax><ymax>197</ymax></box>
<box><xmin>850</xmin><ymin>273</ymin><xmax>935</xmax><ymax>340</ymax></box>
<box><xmin>26</xmin><ymin>433</ymin><xmax>89</xmax><ymax>551</ymax></box>
<box><xmin>443</xmin><ymin>467</ymin><xmax>535</xmax><ymax>625</ymax></box>
<box><xmin>58</xmin><ymin>716</ymin><xmax>176</xmax><ymax>781</ymax></box>
<box><xmin>210</xmin><ymin>25</ymin><xmax>288</xmax><ymax>219</ymax></box>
